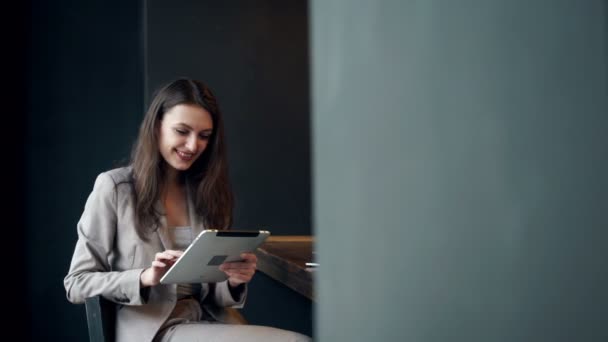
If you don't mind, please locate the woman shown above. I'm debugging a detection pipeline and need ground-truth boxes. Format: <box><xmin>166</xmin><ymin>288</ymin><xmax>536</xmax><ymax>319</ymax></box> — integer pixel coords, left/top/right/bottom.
<box><xmin>64</xmin><ymin>78</ymin><xmax>311</xmax><ymax>342</ymax></box>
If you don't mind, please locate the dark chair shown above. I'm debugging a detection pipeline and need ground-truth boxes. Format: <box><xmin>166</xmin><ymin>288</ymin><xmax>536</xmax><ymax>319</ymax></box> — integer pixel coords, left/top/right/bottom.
<box><xmin>84</xmin><ymin>295</ymin><xmax>248</xmax><ymax>342</ymax></box>
<box><xmin>85</xmin><ymin>296</ymin><xmax>116</xmax><ymax>342</ymax></box>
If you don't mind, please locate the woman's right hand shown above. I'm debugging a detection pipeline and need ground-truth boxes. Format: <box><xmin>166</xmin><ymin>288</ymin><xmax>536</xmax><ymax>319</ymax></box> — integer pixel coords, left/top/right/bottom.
<box><xmin>139</xmin><ymin>250</ymin><xmax>183</xmax><ymax>287</ymax></box>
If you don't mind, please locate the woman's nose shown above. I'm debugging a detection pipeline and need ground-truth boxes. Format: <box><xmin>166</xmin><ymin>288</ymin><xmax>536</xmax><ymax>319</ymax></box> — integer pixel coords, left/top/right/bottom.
<box><xmin>185</xmin><ymin>135</ymin><xmax>197</xmax><ymax>151</ymax></box>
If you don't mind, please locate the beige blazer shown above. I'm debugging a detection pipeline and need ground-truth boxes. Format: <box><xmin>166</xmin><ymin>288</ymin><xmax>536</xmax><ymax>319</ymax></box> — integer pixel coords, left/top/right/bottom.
<box><xmin>64</xmin><ymin>167</ymin><xmax>246</xmax><ymax>342</ymax></box>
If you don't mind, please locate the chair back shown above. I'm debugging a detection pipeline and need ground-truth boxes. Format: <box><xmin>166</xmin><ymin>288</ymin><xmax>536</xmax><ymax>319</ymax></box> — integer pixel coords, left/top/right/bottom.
<box><xmin>85</xmin><ymin>296</ymin><xmax>115</xmax><ymax>342</ymax></box>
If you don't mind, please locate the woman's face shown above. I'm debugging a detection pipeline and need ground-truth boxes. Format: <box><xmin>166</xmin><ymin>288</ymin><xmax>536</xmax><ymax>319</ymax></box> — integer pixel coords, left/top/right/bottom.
<box><xmin>157</xmin><ymin>104</ymin><xmax>214</xmax><ymax>172</ymax></box>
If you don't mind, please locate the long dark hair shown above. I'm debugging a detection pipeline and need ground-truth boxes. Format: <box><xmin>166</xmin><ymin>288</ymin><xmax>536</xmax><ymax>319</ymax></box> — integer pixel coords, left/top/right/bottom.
<box><xmin>130</xmin><ymin>78</ymin><xmax>233</xmax><ymax>240</ymax></box>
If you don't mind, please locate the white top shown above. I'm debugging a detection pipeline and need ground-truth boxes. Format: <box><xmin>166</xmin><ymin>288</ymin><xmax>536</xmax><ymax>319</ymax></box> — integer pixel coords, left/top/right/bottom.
<box><xmin>160</xmin><ymin>226</ymin><xmax>202</xmax><ymax>299</ymax></box>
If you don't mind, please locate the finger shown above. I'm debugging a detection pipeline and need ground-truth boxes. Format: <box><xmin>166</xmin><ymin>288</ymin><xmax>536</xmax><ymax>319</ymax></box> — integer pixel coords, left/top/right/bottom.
<box><xmin>224</xmin><ymin>266</ymin><xmax>255</xmax><ymax>274</ymax></box>
<box><xmin>223</xmin><ymin>256</ymin><xmax>257</xmax><ymax>267</ymax></box>
<box><xmin>160</xmin><ymin>250</ymin><xmax>183</xmax><ymax>259</ymax></box>
<box><xmin>155</xmin><ymin>252</ymin><xmax>169</xmax><ymax>261</ymax></box>
<box><xmin>152</xmin><ymin>260</ymin><xmax>167</xmax><ymax>268</ymax></box>
<box><xmin>221</xmin><ymin>261</ymin><xmax>255</xmax><ymax>269</ymax></box>
<box><xmin>220</xmin><ymin>263</ymin><xmax>256</xmax><ymax>271</ymax></box>
<box><xmin>228</xmin><ymin>274</ymin><xmax>251</xmax><ymax>283</ymax></box>
<box><xmin>155</xmin><ymin>251</ymin><xmax>180</xmax><ymax>261</ymax></box>
<box><xmin>222</xmin><ymin>269</ymin><xmax>255</xmax><ymax>277</ymax></box>
<box><xmin>226</xmin><ymin>272</ymin><xmax>254</xmax><ymax>283</ymax></box>
<box><xmin>224</xmin><ymin>268</ymin><xmax>256</xmax><ymax>278</ymax></box>
<box><xmin>165</xmin><ymin>250</ymin><xmax>184</xmax><ymax>257</ymax></box>
<box><xmin>240</xmin><ymin>253</ymin><xmax>258</xmax><ymax>263</ymax></box>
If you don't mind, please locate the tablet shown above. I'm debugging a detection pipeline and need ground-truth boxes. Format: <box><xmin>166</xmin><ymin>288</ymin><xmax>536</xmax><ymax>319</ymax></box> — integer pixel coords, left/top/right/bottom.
<box><xmin>160</xmin><ymin>229</ymin><xmax>270</xmax><ymax>284</ymax></box>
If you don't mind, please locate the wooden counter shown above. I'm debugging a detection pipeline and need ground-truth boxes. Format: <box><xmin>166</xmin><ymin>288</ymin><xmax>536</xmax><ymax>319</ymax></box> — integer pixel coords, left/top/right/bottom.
<box><xmin>254</xmin><ymin>235</ymin><xmax>315</xmax><ymax>301</ymax></box>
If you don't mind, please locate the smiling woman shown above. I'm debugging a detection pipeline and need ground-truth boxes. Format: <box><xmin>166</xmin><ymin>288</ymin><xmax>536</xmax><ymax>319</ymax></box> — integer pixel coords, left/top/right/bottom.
<box><xmin>63</xmin><ymin>78</ymin><xmax>311</xmax><ymax>342</ymax></box>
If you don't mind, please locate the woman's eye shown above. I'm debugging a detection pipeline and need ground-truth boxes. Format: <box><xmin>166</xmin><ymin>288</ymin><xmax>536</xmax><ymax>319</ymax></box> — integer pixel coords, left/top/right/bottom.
<box><xmin>175</xmin><ymin>129</ymin><xmax>188</xmax><ymax>135</ymax></box>
<box><xmin>199</xmin><ymin>134</ymin><xmax>211</xmax><ymax>140</ymax></box>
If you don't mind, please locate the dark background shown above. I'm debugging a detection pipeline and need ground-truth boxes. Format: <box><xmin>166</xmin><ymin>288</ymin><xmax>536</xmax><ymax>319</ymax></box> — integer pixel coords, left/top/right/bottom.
<box><xmin>2</xmin><ymin>0</ymin><xmax>30</xmax><ymax>338</ymax></box>
<box><xmin>17</xmin><ymin>0</ymin><xmax>312</xmax><ymax>340</ymax></box>
<box><xmin>145</xmin><ymin>0</ymin><xmax>311</xmax><ymax>233</ymax></box>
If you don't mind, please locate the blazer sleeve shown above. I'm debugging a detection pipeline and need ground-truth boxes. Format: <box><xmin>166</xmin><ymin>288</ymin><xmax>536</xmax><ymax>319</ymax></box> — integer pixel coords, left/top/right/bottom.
<box><xmin>64</xmin><ymin>172</ymin><xmax>146</xmax><ymax>306</ymax></box>
<box><xmin>205</xmin><ymin>280</ymin><xmax>247</xmax><ymax>308</ymax></box>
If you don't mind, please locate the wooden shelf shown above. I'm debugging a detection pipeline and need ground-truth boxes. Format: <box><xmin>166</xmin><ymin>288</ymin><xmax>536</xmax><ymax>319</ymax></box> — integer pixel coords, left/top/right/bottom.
<box><xmin>254</xmin><ymin>235</ymin><xmax>314</xmax><ymax>300</ymax></box>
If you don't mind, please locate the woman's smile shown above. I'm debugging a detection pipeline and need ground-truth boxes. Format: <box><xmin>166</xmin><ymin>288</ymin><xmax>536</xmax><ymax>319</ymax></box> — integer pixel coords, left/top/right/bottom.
<box><xmin>176</xmin><ymin>149</ymin><xmax>195</xmax><ymax>161</ymax></box>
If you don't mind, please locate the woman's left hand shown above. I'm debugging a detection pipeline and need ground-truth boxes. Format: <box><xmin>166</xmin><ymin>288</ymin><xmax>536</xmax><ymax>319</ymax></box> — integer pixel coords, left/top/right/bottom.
<box><xmin>219</xmin><ymin>252</ymin><xmax>258</xmax><ymax>288</ymax></box>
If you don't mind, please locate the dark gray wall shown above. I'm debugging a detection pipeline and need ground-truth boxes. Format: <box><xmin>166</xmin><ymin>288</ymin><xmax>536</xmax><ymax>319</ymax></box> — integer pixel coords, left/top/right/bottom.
<box><xmin>146</xmin><ymin>0</ymin><xmax>311</xmax><ymax>235</ymax></box>
<box><xmin>313</xmin><ymin>1</ymin><xmax>608</xmax><ymax>341</ymax></box>
<box><xmin>27</xmin><ymin>1</ymin><xmax>144</xmax><ymax>340</ymax></box>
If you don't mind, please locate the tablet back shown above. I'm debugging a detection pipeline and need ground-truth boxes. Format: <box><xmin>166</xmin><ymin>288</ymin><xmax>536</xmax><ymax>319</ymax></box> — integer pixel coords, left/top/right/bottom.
<box><xmin>160</xmin><ymin>229</ymin><xmax>270</xmax><ymax>284</ymax></box>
